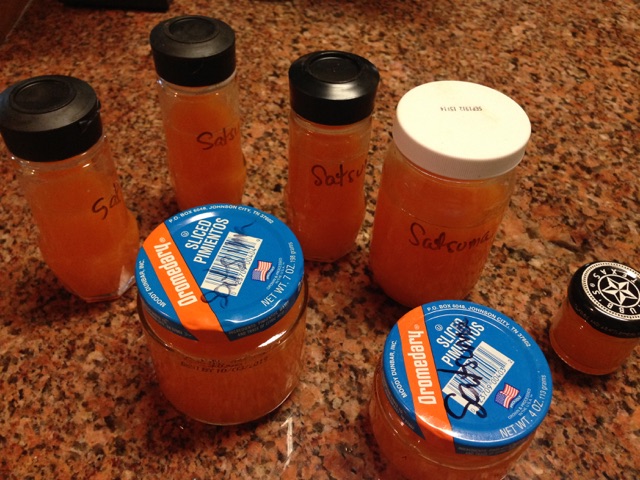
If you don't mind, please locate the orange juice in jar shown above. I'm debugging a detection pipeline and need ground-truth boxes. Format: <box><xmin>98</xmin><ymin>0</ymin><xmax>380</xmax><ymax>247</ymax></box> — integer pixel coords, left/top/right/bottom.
<box><xmin>286</xmin><ymin>51</ymin><xmax>379</xmax><ymax>262</ymax></box>
<box><xmin>0</xmin><ymin>75</ymin><xmax>140</xmax><ymax>302</ymax></box>
<box><xmin>370</xmin><ymin>301</ymin><xmax>552</xmax><ymax>479</ymax></box>
<box><xmin>150</xmin><ymin>16</ymin><xmax>246</xmax><ymax>210</ymax></box>
<box><xmin>550</xmin><ymin>262</ymin><xmax>640</xmax><ymax>375</ymax></box>
<box><xmin>369</xmin><ymin>81</ymin><xmax>531</xmax><ymax>307</ymax></box>
<box><xmin>135</xmin><ymin>204</ymin><xmax>307</xmax><ymax>424</ymax></box>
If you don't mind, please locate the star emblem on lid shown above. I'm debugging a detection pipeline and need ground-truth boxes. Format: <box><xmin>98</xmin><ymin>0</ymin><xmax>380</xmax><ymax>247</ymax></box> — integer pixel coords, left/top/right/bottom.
<box><xmin>600</xmin><ymin>277</ymin><xmax>640</xmax><ymax>307</ymax></box>
<box><xmin>584</xmin><ymin>263</ymin><xmax>640</xmax><ymax>320</ymax></box>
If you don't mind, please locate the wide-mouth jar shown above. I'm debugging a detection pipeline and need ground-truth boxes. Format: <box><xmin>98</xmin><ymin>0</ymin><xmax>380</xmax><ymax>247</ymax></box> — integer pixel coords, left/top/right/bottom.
<box><xmin>369</xmin><ymin>81</ymin><xmax>531</xmax><ymax>307</ymax></box>
<box><xmin>370</xmin><ymin>301</ymin><xmax>552</xmax><ymax>479</ymax></box>
<box><xmin>135</xmin><ymin>204</ymin><xmax>307</xmax><ymax>424</ymax></box>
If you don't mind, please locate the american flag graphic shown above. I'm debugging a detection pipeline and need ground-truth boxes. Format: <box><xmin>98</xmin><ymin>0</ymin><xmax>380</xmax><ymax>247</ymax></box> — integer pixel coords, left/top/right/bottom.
<box><xmin>494</xmin><ymin>383</ymin><xmax>520</xmax><ymax>409</ymax></box>
<box><xmin>251</xmin><ymin>260</ymin><xmax>273</xmax><ymax>282</ymax></box>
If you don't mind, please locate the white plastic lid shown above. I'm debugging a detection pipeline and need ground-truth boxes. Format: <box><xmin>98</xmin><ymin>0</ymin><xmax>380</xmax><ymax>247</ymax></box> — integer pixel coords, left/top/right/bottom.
<box><xmin>393</xmin><ymin>81</ymin><xmax>532</xmax><ymax>180</ymax></box>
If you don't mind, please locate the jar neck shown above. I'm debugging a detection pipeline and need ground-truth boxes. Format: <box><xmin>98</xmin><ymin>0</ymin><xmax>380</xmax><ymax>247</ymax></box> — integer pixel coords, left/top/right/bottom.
<box><xmin>157</xmin><ymin>71</ymin><xmax>237</xmax><ymax>96</ymax></box>
<box><xmin>290</xmin><ymin>111</ymin><xmax>372</xmax><ymax>135</ymax></box>
<box><xmin>137</xmin><ymin>278</ymin><xmax>308</xmax><ymax>361</ymax></box>
<box><xmin>12</xmin><ymin>134</ymin><xmax>108</xmax><ymax>174</ymax></box>
<box><xmin>388</xmin><ymin>141</ymin><xmax>517</xmax><ymax>185</ymax></box>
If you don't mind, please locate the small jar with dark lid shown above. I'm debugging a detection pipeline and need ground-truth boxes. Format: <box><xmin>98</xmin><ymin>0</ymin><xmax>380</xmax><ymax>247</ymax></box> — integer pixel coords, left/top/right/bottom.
<box><xmin>550</xmin><ymin>261</ymin><xmax>640</xmax><ymax>374</ymax></box>
<box><xmin>285</xmin><ymin>50</ymin><xmax>379</xmax><ymax>262</ymax></box>
<box><xmin>0</xmin><ymin>75</ymin><xmax>139</xmax><ymax>302</ymax></box>
<box><xmin>150</xmin><ymin>15</ymin><xmax>246</xmax><ymax>210</ymax></box>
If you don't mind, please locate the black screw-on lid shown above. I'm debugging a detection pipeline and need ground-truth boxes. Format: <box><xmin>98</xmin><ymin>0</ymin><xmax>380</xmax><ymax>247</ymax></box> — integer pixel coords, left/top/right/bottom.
<box><xmin>568</xmin><ymin>261</ymin><xmax>640</xmax><ymax>338</ymax></box>
<box><xmin>150</xmin><ymin>16</ymin><xmax>236</xmax><ymax>87</ymax></box>
<box><xmin>0</xmin><ymin>75</ymin><xmax>102</xmax><ymax>162</ymax></box>
<box><xmin>289</xmin><ymin>50</ymin><xmax>380</xmax><ymax>126</ymax></box>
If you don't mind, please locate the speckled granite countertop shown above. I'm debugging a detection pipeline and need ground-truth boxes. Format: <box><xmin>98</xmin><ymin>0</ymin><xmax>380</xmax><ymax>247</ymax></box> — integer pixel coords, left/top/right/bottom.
<box><xmin>1</xmin><ymin>0</ymin><xmax>638</xmax><ymax>478</ymax></box>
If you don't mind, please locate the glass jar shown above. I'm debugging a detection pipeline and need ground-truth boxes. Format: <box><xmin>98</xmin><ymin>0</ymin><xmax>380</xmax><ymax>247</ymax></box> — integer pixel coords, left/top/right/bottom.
<box><xmin>369</xmin><ymin>301</ymin><xmax>552</xmax><ymax>480</ymax></box>
<box><xmin>550</xmin><ymin>261</ymin><xmax>640</xmax><ymax>375</ymax></box>
<box><xmin>0</xmin><ymin>75</ymin><xmax>140</xmax><ymax>302</ymax></box>
<box><xmin>150</xmin><ymin>16</ymin><xmax>246</xmax><ymax>210</ymax></box>
<box><xmin>135</xmin><ymin>204</ymin><xmax>307</xmax><ymax>424</ymax></box>
<box><xmin>369</xmin><ymin>81</ymin><xmax>531</xmax><ymax>307</ymax></box>
<box><xmin>286</xmin><ymin>51</ymin><xmax>379</xmax><ymax>262</ymax></box>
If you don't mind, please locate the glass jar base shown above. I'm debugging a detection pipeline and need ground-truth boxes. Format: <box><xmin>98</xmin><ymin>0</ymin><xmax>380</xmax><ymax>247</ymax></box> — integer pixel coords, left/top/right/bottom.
<box><xmin>166</xmin><ymin>384</ymin><xmax>298</xmax><ymax>426</ymax></box>
<box><xmin>71</xmin><ymin>272</ymin><xmax>135</xmax><ymax>303</ymax></box>
<box><xmin>549</xmin><ymin>333</ymin><xmax>619</xmax><ymax>375</ymax></box>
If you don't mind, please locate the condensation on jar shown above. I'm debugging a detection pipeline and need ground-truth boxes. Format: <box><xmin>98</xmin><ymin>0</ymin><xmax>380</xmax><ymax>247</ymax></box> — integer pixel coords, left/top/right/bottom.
<box><xmin>0</xmin><ymin>75</ymin><xmax>140</xmax><ymax>302</ymax></box>
<box><xmin>370</xmin><ymin>301</ymin><xmax>552</xmax><ymax>480</ymax></box>
<box><xmin>369</xmin><ymin>81</ymin><xmax>531</xmax><ymax>307</ymax></box>
<box><xmin>135</xmin><ymin>204</ymin><xmax>307</xmax><ymax>425</ymax></box>
<box><xmin>150</xmin><ymin>16</ymin><xmax>246</xmax><ymax>210</ymax></box>
<box><xmin>550</xmin><ymin>261</ymin><xmax>640</xmax><ymax>375</ymax></box>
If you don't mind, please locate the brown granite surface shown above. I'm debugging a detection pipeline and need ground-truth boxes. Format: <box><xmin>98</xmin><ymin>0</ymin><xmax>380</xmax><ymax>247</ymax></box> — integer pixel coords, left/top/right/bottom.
<box><xmin>1</xmin><ymin>0</ymin><xmax>638</xmax><ymax>478</ymax></box>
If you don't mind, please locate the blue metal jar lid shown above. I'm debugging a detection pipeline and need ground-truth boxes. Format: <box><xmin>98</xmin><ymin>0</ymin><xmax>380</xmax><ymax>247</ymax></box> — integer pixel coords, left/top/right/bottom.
<box><xmin>382</xmin><ymin>300</ymin><xmax>553</xmax><ymax>455</ymax></box>
<box><xmin>136</xmin><ymin>204</ymin><xmax>304</xmax><ymax>347</ymax></box>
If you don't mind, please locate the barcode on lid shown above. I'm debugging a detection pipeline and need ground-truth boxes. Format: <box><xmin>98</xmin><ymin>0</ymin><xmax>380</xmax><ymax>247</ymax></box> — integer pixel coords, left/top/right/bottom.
<box><xmin>200</xmin><ymin>232</ymin><xmax>262</xmax><ymax>296</ymax></box>
<box><xmin>442</xmin><ymin>341</ymin><xmax>514</xmax><ymax>415</ymax></box>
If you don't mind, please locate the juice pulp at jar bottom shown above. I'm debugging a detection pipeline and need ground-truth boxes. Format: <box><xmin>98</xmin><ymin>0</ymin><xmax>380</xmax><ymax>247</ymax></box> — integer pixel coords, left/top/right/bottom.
<box><xmin>370</xmin><ymin>301</ymin><xmax>552</xmax><ymax>480</ymax></box>
<box><xmin>550</xmin><ymin>298</ymin><xmax>640</xmax><ymax>375</ymax></box>
<box><xmin>141</xmin><ymin>285</ymin><xmax>307</xmax><ymax>424</ymax></box>
<box><xmin>286</xmin><ymin>120</ymin><xmax>369</xmax><ymax>261</ymax></box>
<box><xmin>370</xmin><ymin>149</ymin><xmax>514</xmax><ymax>307</ymax></box>
<box><xmin>161</xmin><ymin>88</ymin><xmax>246</xmax><ymax>210</ymax></box>
<box><xmin>22</xmin><ymin>152</ymin><xmax>139</xmax><ymax>300</ymax></box>
<box><xmin>136</xmin><ymin>204</ymin><xmax>306</xmax><ymax>424</ymax></box>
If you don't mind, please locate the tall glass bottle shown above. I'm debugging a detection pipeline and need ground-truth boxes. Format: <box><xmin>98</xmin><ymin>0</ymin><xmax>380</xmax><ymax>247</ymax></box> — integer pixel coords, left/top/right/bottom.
<box><xmin>286</xmin><ymin>51</ymin><xmax>379</xmax><ymax>262</ymax></box>
<box><xmin>150</xmin><ymin>15</ymin><xmax>246</xmax><ymax>210</ymax></box>
<box><xmin>0</xmin><ymin>75</ymin><xmax>140</xmax><ymax>302</ymax></box>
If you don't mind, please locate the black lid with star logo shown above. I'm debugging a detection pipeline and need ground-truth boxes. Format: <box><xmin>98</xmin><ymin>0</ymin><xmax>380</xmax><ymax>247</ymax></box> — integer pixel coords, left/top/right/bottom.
<box><xmin>568</xmin><ymin>261</ymin><xmax>640</xmax><ymax>338</ymax></box>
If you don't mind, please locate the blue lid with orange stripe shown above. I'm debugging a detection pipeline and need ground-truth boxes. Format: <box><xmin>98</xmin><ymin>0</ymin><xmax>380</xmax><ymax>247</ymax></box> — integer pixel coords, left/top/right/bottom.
<box><xmin>382</xmin><ymin>301</ymin><xmax>552</xmax><ymax>455</ymax></box>
<box><xmin>135</xmin><ymin>204</ymin><xmax>304</xmax><ymax>346</ymax></box>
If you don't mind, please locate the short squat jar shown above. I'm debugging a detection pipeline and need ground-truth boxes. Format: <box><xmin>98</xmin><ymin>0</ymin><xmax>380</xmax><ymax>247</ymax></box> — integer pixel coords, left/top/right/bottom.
<box><xmin>150</xmin><ymin>16</ymin><xmax>246</xmax><ymax>210</ymax></box>
<box><xmin>0</xmin><ymin>75</ymin><xmax>140</xmax><ymax>302</ymax></box>
<box><xmin>135</xmin><ymin>204</ymin><xmax>307</xmax><ymax>424</ymax></box>
<box><xmin>369</xmin><ymin>81</ymin><xmax>531</xmax><ymax>307</ymax></box>
<box><xmin>550</xmin><ymin>261</ymin><xmax>640</xmax><ymax>375</ymax></box>
<box><xmin>286</xmin><ymin>50</ymin><xmax>379</xmax><ymax>262</ymax></box>
<box><xmin>370</xmin><ymin>301</ymin><xmax>552</xmax><ymax>480</ymax></box>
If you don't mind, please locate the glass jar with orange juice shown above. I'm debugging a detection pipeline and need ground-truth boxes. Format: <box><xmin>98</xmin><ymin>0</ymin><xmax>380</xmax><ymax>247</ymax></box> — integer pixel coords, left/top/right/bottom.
<box><xmin>369</xmin><ymin>301</ymin><xmax>552</xmax><ymax>479</ymax></box>
<box><xmin>286</xmin><ymin>51</ymin><xmax>379</xmax><ymax>262</ymax></box>
<box><xmin>0</xmin><ymin>75</ymin><xmax>140</xmax><ymax>302</ymax></box>
<box><xmin>135</xmin><ymin>204</ymin><xmax>307</xmax><ymax>424</ymax></box>
<box><xmin>369</xmin><ymin>81</ymin><xmax>531</xmax><ymax>307</ymax></box>
<box><xmin>150</xmin><ymin>16</ymin><xmax>246</xmax><ymax>210</ymax></box>
<box><xmin>550</xmin><ymin>261</ymin><xmax>640</xmax><ymax>375</ymax></box>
